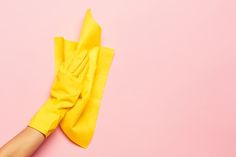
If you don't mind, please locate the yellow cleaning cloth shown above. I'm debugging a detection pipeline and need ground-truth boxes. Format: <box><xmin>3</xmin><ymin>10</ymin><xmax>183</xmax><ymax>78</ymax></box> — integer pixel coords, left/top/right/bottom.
<box><xmin>55</xmin><ymin>9</ymin><xmax>114</xmax><ymax>148</ymax></box>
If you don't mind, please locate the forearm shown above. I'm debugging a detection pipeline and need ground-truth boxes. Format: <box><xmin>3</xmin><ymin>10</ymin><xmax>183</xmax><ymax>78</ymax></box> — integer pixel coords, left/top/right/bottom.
<box><xmin>0</xmin><ymin>127</ymin><xmax>45</xmax><ymax>157</ymax></box>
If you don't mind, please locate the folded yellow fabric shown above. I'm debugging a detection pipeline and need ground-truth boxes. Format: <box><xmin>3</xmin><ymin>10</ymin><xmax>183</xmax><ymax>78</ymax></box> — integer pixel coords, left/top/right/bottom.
<box><xmin>55</xmin><ymin>9</ymin><xmax>115</xmax><ymax>148</ymax></box>
<box><xmin>28</xmin><ymin>47</ymin><xmax>89</xmax><ymax>137</ymax></box>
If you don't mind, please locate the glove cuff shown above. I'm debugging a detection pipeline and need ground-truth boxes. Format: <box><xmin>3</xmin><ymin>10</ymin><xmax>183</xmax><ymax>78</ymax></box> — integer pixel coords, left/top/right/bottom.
<box><xmin>28</xmin><ymin>99</ymin><xmax>65</xmax><ymax>137</ymax></box>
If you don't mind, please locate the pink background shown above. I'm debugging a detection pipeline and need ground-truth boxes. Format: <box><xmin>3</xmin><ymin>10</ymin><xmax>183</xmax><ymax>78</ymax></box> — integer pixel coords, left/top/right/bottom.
<box><xmin>0</xmin><ymin>0</ymin><xmax>236</xmax><ymax>156</ymax></box>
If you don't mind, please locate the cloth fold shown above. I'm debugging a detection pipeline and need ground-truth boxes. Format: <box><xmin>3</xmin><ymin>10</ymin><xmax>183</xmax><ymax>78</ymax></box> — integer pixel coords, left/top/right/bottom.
<box><xmin>55</xmin><ymin>9</ymin><xmax>114</xmax><ymax>148</ymax></box>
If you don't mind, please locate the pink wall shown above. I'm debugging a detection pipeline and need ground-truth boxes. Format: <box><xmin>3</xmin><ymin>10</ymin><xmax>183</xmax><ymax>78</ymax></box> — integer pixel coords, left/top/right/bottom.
<box><xmin>0</xmin><ymin>0</ymin><xmax>236</xmax><ymax>156</ymax></box>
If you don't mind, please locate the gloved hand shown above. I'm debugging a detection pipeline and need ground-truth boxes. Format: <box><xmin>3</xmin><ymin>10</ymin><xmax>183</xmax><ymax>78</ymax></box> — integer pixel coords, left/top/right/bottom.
<box><xmin>28</xmin><ymin>48</ymin><xmax>89</xmax><ymax>137</ymax></box>
<box><xmin>54</xmin><ymin>9</ymin><xmax>115</xmax><ymax>148</ymax></box>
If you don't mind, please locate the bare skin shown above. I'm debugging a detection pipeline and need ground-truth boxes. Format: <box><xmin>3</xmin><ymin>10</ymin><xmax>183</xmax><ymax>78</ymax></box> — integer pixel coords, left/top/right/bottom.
<box><xmin>0</xmin><ymin>127</ymin><xmax>45</xmax><ymax>157</ymax></box>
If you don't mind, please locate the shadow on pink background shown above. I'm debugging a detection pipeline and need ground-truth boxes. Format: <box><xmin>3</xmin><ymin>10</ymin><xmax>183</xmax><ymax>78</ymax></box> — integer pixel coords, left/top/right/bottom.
<box><xmin>0</xmin><ymin>0</ymin><xmax>236</xmax><ymax>156</ymax></box>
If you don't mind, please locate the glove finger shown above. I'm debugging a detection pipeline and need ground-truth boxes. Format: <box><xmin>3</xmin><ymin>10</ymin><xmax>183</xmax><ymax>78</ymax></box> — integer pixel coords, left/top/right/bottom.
<box><xmin>54</xmin><ymin>37</ymin><xmax>65</xmax><ymax>74</ymax></box>
<box><xmin>73</xmin><ymin>56</ymin><xmax>89</xmax><ymax>77</ymax></box>
<box><xmin>76</xmin><ymin>61</ymin><xmax>89</xmax><ymax>83</ymax></box>
<box><xmin>66</xmin><ymin>49</ymin><xmax>88</xmax><ymax>72</ymax></box>
<box><xmin>72</xmin><ymin>51</ymin><xmax>89</xmax><ymax>75</ymax></box>
<box><xmin>80</xmin><ymin>47</ymin><xmax>99</xmax><ymax>96</ymax></box>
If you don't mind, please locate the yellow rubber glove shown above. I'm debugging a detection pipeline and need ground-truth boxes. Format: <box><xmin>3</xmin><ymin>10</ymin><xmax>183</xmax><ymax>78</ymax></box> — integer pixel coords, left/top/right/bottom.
<box><xmin>54</xmin><ymin>37</ymin><xmax>100</xmax><ymax>126</ymax></box>
<box><xmin>55</xmin><ymin>9</ymin><xmax>115</xmax><ymax>148</ymax></box>
<box><xmin>28</xmin><ymin>48</ymin><xmax>89</xmax><ymax>137</ymax></box>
